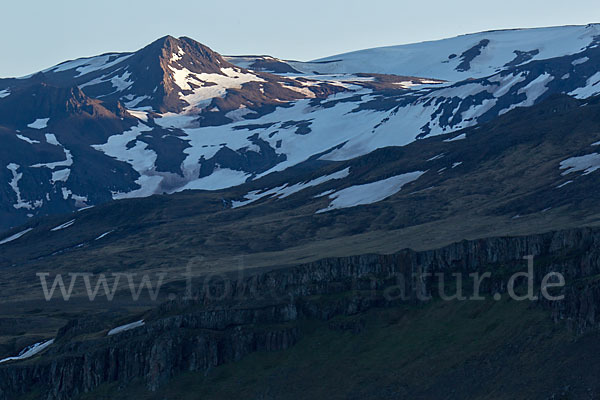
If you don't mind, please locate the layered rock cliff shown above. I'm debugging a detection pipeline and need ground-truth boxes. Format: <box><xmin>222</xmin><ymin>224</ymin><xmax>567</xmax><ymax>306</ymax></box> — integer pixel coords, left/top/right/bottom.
<box><xmin>2</xmin><ymin>226</ymin><xmax>600</xmax><ymax>399</ymax></box>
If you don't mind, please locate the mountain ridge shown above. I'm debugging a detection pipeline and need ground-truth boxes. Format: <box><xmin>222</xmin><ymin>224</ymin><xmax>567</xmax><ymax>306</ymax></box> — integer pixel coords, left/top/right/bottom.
<box><xmin>1</xmin><ymin>25</ymin><xmax>600</xmax><ymax>231</ymax></box>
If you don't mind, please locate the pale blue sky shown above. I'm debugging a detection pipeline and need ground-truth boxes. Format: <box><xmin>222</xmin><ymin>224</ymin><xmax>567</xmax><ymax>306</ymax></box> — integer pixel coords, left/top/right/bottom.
<box><xmin>1</xmin><ymin>0</ymin><xmax>599</xmax><ymax>77</ymax></box>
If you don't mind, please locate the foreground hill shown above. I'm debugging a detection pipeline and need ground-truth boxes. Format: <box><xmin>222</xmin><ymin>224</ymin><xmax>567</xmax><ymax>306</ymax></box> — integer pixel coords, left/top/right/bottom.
<box><xmin>1</xmin><ymin>92</ymin><xmax>600</xmax><ymax>366</ymax></box>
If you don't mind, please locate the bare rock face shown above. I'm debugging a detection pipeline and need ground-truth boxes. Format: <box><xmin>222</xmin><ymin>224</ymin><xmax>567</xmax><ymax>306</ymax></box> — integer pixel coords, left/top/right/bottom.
<box><xmin>2</xmin><ymin>227</ymin><xmax>600</xmax><ymax>399</ymax></box>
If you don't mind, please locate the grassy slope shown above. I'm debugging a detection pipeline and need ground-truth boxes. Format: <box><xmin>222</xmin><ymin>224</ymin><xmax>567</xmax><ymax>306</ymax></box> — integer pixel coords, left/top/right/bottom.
<box><xmin>77</xmin><ymin>298</ymin><xmax>600</xmax><ymax>400</ymax></box>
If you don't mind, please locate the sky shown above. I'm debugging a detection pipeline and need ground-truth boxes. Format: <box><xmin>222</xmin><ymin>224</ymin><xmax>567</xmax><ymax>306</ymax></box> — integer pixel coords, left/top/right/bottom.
<box><xmin>1</xmin><ymin>0</ymin><xmax>599</xmax><ymax>77</ymax></box>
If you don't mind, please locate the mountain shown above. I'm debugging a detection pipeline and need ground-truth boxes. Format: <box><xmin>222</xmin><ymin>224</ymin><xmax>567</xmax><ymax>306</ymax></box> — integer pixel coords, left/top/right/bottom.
<box><xmin>0</xmin><ymin>36</ymin><xmax>439</xmax><ymax>231</ymax></box>
<box><xmin>289</xmin><ymin>24</ymin><xmax>600</xmax><ymax>80</ymax></box>
<box><xmin>1</xmin><ymin>26</ymin><xmax>600</xmax><ymax>231</ymax></box>
<box><xmin>2</xmin><ymin>25</ymin><xmax>600</xmax><ymax>400</ymax></box>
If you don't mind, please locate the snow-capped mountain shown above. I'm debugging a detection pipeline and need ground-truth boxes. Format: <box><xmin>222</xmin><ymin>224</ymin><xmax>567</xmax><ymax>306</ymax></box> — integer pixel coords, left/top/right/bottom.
<box><xmin>1</xmin><ymin>25</ymin><xmax>600</xmax><ymax>231</ymax></box>
<box><xmin>229</xmin><ymin>24</ymin><xmax>600</xmax><ymax>81</ymax></box>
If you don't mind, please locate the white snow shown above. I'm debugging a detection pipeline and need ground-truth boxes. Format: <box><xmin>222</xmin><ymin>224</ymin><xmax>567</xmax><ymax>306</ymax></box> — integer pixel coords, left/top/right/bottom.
<box><xmin>0</xmin><ymin>228</ymin><xmax>33</xmax><ymax>245</ymax></box>
<box><xmin>572</xmin><ymin>57</ymin><xmax>589</xmax><ymax>66</ymax></box>
<box><xmin>556</xmin><ymin>180</ymin><xmax>573</xmax><ymax>188</ymax></box>
<box><xmin>232</xmin><ymin>167</ymin><xmax>350</xmax><ymax>208</ymax></box>
<box><xmin>0</xmin><ymin>339</ymin><xmax>54</xmax><ymax>364</ymax></box>
<box><xmin>169</xmin><ymin>78</ymin><xmax>499</xmax><ymax>193</ymax></box>
<box><xmin>45</xmin><ymin>133</ymin><xmax>60</xmax><ymax>146</ymax></box>
<box><xmin>127</xmin><ymin>109</ymin><xmax>149</xmax><ymax>121</ymax></box>
<box><xmin>31</xmin><ymin>134</ymin><xmax>73</xmax><ymax>172</ymax></box>
<box><xmin>427</xmin><ymin>153</ymin><xmax>445</xmax><ymax>161</ymax></box>
<box><xmin>108</xmin><ymin>320</ymin><xmax>145</xmax><ymax>336</ymax></box>
<box><xmin>51</xmin><ymin>168</ymin><xmax>71</xmax><ymax>183</ymax></box>
<box><xmin>444</xmin><ymin>133</ymin><xmax>466</xmax><ymax>142</ymax></box>
<box><xmin>316</xmin><ymin>170</ymin><xmax>425</xmax><ymax>213</ymax></box>
<box><xmin>225</xmin><ymin>106</ymin><xmax>255</xmax><ymax>122</ymax></box>
<box><xmin>16</xmin><ymin>134</ymin><xmax>40</xmax><ymax>144</ymax></box>
<box><xmin>569</xmin><ymin>72</ymin><xmax>600</xmax><ymax>98</ymax></box>
<box><xmin>110</xmin><ymin>70</ymin><xmax>133</xmax><ymax>91</ymax></box>
<box><xmin>305</xmin><ymin>25</ymin><xmax>600</xmax><ymax>82</ymax></box>
<box><xmin>79</xmin><ymin>70</ymin><xmax>133</xmax><ymax>92</ymax></box>
<box><xmin>0</xmin><ymin>89</ymin><xmax>10</xmax><ymax>98</ymax></box>
<box><xmin>489</xmin><ymin>72</ymin><xmax>527</xmax><ymax>97</ymax></box>
<box><xmin>498</xmin><ymin>73</ymin><xmax>554</xmax><ymax>115</ymax></box>
<box><xmin>51</xmin><ymin>219</ymin><xmax>75</xmax><ymax>231</ymax></box>
<box><xmin>70</xmin><ymin>193</ymin><xmax>89</xmax><ymax>207</ymax></box>
<box><xmin>517</xmin><ymin>73</ymin><xmax>554</xmax><ymax>103</ymax></box>
<box><xmin>452</xmin><ymin>162</ymin><xmax>463</xmax><ymax>168</ymax></box>
<box><xmin>92</xmin><ymin>123</ymin><xmax>162</xmax><ymax>199</ymax></box>
<box><xmin>7</xmin><ymin>163</ymin><xmax>37</xmax><ymax>210</ymax></box>
<box><xmin>560</xmin><ymin>153</ymin><xmax>600</xmax><ymax>175</ymax></box>
<box><xmin>27</xmin><ymin>118</ymin><xmax>50</xmax><ymax>129</ymax></box>
<box><xmin>46</xmin><ymin>53</ymin><xmax>133</xmax><ymax>77</ymax></box>
<box><xmin>170</xmin><ymin>47</ymin><xmax>185</xmax><ymax>63</ymax></box>
<box><xmin>124</xmin><ymin>96</ymin><xmax>150</xmax><ymax>109</ymax></box>
<box><xmin>314</xmin><ymin>189</ymin><xmax>335</xmax><ymax>198</ymax></box>
<box><xmin>95</xmin><ymin>230</ymin><xmax>114</xmax><ymax>240</ymax></box>
<box><xmin>181</xmin><ymin>168</ymin><xmax>251</xmax><ymax>192</ymax></box>
<box><xmin>169</xmin><ymin>66</ymin><xmax>265</xmax><ymax>111</ymax></box>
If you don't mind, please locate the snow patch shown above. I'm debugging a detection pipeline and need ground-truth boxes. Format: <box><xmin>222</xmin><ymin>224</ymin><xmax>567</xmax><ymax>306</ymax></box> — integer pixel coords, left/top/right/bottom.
<box><xmin>560</xmin><ymin>153</ymin><xmax>600</xmax><ymax>175</ymax></box>
<box><xmin>127</xmin><ymin>109</ymin><xmax>149</xmax><ymax>121</ymax></box>
<box><xmin>51</xmin><ymin>168</ymin><xmax>71</xmax><ymax>183</ymax></box>
<box><xmin>16</xmin><ymin>134</ymin><xmax>40</xmax><ymax>144</ymax></box>
<box><xmin>0</xmin><ymin>228</ymin><xmax>33</xmax><ymax>245</ymax></box>
<box><xmin>124</xmin><ymin>96</ymin><xmax>150</xmax><ymax>109</ymax></box>
<box><xmin>92</xmin><ymin>123</ymin><xmax>159</xmax><ymax>199</ymax></box>
<box><xmin>7</xmin><ymin>163</ymin><xmax>37</xmax><ymax>210</ymax></box>
<box><xmin>427</xmin><ymin>153</ymin><xmax>445</xmax><ymax>161</ymax></box>
<box><xmin>51</xmin><ymin>219</ymin><xmax>75</xmax><ymax>232</ymax></box>
<box><xmin>45</xmin><ymin>133</ymin><xmax>60</xmax><ymax>146</ymax></box>
<box><xmin>316</xmin><ymin>171</ymin><xmax>425</xmax><ymax>213</ymax></box>
<box><xmin>556</xmin><ymin>180</ymin><xmax>573</xmax><ymax>188</ymax></box>
<box><xmin>170</xmin><ymin>67</ymin><xmax>265</xmax><ymax>111</ymax></box>
<box><xmin>95</xmin><ymin>230</ymin><xmax>114</xmax><ymax>240</ymax></box>
<box><xmin>27</xmin><ymin>118</ymin><xmax>50</xmax><ymax>129</ymax></box>
<box><xmin>572</xmin><ymin>57</ymin><xmax>589</xmax><ymax>66</ymax></box>
<box><xmin>181</xmin><ymin>168</ymin><xmax>251</xmax><ymax>192</ymax></box>
<box><xmin>569</xmin><ymin>72</ymin><xmax>600</xmax><ymax>98</ymax></box>
<box><xmin>0</xmin><ymin>339</ymin><xmax>54</xmax><ymax>364</ymax></box>
<box><xmin>31</xmin><ymin>134</ymin><xmax>73</xmax><ymax>171</ymax></box>
<box><xmin>444</xmin><ymin>133</ymin><xmax>466</xmax><ymax>142</ymax></box>
<box><xmin>499</xmin><ymin>73</ymin><xmax>554</xmax><ymax>115</ymax></box>
<box><xmin>48</xmin><ymin>53</ymin><xmax>133</xmax><ymax>77</ymax></box>
<box><xmin>108</xmin><ymin>320</ymin><xmax>145</xmax><ymax>336</ymax></box>
<box><xmin>232</xmin><ymin>167</ymin><xmax>350</xmax><ymax>208</ymax></box>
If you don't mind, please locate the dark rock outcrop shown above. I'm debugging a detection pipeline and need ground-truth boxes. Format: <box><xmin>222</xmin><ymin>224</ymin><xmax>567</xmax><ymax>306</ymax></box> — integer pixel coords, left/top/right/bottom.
<box><xmin>2</xmin><ymin>226</ymin><xmax>600</xmax><ymax>399</ymax></box>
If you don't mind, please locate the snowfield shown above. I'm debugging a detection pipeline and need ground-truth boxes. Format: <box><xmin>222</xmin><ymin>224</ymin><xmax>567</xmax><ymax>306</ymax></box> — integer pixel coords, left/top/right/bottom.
<box><xmin>317</xmin><ymin>171</ymin><xmax>426</xmax><ymax>213</ymax></box>
<box><xmin>560</xmin><ymin>153</ymin><xmax>600</xmax><ymax>176</ymax></box>
<box><xmin>0</xmin><ymin>339</ymin><xmax>54</xmax><ymax>364</ymax></box>
<box><xmin>232</xmin><ymin>167</ymin><xmax>351</xmax><ymax>208</ymax></box>
<box><xmin>306</xmin><ymin>25</ymin><xmax>600</xmax><ymax>82</ymax></box>
<box><xmin>0</xmin><ymin>228</ymin><xmax>33</xmax><ymax>245</ymax></box>
<box><xmin>108</xmin><ymin>320</ymin><xmax>145</xmax><ymax>336</ymax></box>
<box><xmin>27</xmin><ymin>118</ymin><xmax>50</xmax><ymax>129</ymax></box>
<box><xmin>51</xmin><ymin>219</ymin><xmax>76</xmax><ymax>232</ymax></box>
